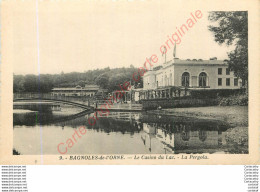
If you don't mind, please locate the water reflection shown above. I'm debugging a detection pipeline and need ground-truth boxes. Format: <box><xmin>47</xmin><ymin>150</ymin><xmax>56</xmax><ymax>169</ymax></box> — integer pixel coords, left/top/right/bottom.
<box><xmin>13</xmin><ymin>111</ymin><xmax>245</xmax><ymax>155</ymax></box>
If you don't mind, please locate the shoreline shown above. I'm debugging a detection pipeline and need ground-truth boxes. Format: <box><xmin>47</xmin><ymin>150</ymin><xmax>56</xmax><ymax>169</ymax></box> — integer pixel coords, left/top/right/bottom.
<box><xmin>149</xmin><ymin>105</ymin><xmax>248</xmax><ymax>153</ymax></box>
<box><xmin>148</xmin><ymin>105</ymin><xmax>248</xmax><ymax>127</ymax></box>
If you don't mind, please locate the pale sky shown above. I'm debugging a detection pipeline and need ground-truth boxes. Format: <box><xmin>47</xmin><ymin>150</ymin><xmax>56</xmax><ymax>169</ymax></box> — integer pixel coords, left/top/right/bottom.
<box><xmin>7</xmin><ymin>1</ymin><xmax>234</xmax><ymax>75</ymax></box>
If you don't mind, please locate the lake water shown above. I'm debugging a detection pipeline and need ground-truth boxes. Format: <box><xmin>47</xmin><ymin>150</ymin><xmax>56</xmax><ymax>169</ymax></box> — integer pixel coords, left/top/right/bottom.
<box><xmin>13</xmin><ymin>107</ymin><xmax>247</xmax><ymax>155</ymax></box>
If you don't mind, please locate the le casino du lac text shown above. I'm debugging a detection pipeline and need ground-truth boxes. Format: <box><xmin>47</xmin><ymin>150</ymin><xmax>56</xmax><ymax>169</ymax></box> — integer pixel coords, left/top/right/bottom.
<box><xmin>134</xmin><ymin>155</ymin><xmax>209</xmax><ymax>160</ymax></box>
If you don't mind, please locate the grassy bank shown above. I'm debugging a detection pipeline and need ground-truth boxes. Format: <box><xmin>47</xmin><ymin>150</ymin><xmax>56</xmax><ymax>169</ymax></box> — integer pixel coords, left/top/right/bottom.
<box><xmin>150</xmin><ymin>105</ymin><xmax>248</xmax><ymax>153</ymax></box>
<box><xmin>150</xmin><ymin>106</ymin><xmax>248</xmax><ymax>127</ymax></box>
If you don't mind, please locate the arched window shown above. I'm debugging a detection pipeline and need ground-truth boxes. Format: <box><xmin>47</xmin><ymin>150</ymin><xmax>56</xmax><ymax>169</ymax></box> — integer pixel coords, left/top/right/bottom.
<box><xmin>181</xmin><ymin>124</ymin><xmax>190</xmax><ymax>141</ymax></box>
<box><xmin>199</xmin><ymin>72</ymin><xmax>207</xmax><ymax>87</ymax></box>
<box><xmin>199</xmin><ymin>130</ymin><xmax>207</xmax><ymax>142</ymax></box>
<box><xmin>182</xmin><ymin>72</ymin><xmax>190</xmax><ymax>87</ymax></box>
<box><xmin>181</xmin><ymin>131</ymin><xmax>190</xmax><ymax>141</ymax></box>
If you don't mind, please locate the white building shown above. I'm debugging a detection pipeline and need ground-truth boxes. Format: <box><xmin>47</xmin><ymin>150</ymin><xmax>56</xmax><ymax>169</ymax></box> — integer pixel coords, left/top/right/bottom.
<box><xmin>143</xmin><ymin>57</ymin><xmax>242</xmax><ymax>90</ymax></box>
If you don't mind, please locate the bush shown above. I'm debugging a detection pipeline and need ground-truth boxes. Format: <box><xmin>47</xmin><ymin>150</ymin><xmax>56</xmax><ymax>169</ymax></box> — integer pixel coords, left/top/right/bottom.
<box><xmin>218</xmin><ymin>94</ymin><xmax>248</xmax><ymax>106</ymax></box>
<box><xmin>189</xmin><ymin>89</ymin><xmax>246</xmax><ymax>99</ymax></box>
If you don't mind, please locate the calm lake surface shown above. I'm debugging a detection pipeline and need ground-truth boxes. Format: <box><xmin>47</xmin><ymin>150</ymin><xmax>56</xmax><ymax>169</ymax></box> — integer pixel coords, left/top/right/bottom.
<box><xmin>13</xmin><ymin>106</ymin><xmax>246</xmax><ymax>155</ymax></box>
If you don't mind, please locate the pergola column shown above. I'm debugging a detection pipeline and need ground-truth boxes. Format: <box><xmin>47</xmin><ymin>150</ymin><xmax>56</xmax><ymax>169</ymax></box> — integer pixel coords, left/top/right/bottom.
<box><xmin>125</xmin><ymin>92</ymin><xmax>128</xmax><ymax>102</ymax></box>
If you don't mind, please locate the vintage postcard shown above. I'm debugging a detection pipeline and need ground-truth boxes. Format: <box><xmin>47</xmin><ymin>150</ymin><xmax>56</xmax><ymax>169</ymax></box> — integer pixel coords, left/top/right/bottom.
<box><xmin>0</xmin><ymin>0</ymin><xmax>259</xmax><ymax>164</ymax></box>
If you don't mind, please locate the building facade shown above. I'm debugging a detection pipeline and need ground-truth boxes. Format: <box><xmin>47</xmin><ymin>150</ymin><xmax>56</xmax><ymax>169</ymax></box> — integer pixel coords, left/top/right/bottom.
<box><xmin>51</xmin><ymin>84</ymin><xmax>107</xmax><ymax>97</ymax></box>
<box><xmin>143</xmin><ymin>58</ymin><xmax>242</xmax><ymax>90</ymax></box>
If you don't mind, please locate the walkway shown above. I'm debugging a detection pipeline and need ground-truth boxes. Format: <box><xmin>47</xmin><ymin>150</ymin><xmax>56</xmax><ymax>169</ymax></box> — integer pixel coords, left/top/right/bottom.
<box><xmin>96</xmin><ymin>103</ymin><xmax>143</xmax><ymax>112</ymax></box>
<box><xmin>14</xmin><ymin>98</ymin><xmax>92</xmax><ymax>110</ymax></box>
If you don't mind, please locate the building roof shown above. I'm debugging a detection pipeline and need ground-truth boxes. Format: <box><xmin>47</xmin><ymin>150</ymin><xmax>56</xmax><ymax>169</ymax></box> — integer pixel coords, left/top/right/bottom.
<box><xmin>85</xmin><ymin>84</ymin><xmax>100</xmax><ymax>88</ymax></box>
<box><xmin>166</xmin><ymin>58</ymin><xmax>226</xmax><ymax>66</ymax></box>
<box><xmin>52</xmin><ymin>84</ymin><xmax>101</xmax><ymax>91</ymax></box>
<box><xmin>144</xmin><ymin>58</ymin><xmax>227</xmax><ymax>76</ymax></box>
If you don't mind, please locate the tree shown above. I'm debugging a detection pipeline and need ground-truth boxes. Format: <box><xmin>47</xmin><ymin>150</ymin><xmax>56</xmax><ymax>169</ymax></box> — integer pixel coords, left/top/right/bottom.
<box><xmin>13</xmin><ymin>75</ymin><xmax>25</xmax><ymax>92</ymax></box>
<box><xmin>95</xmin><ymin>74</ymin><xmax>109</xmax><ymax>89</ymax></box>
<box><xmin>208</xmin><ymin>11</ymin><xmax>248</xmax><ymax>84</ymax></box>
<box><xmin>78</xmin><ymin>80</ymin><xmax>86</xmax><ymax>87</ymax></box>
<box><xmin>23</xmin><ymin>75</ymin><xmax>38</xmax><ymax>92</ymax></box>
<box><xmin>13</xmin><ymin>66</ymin><xmax>139</xmax><ymax>93</ymax></box>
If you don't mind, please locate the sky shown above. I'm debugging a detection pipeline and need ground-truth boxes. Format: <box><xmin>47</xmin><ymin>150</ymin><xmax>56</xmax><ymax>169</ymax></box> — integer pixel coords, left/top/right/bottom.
<box><xmin>7</xmin><ymin>1</ymin><xmax>234</xmax><ymax>75</ymax></box>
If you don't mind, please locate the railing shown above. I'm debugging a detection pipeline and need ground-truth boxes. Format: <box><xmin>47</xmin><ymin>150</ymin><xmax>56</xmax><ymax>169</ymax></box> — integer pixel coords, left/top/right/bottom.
<box><xmin>13</xmin><ymin>92</ymin><xmax>94</xmax><ymax>106</ymax></box>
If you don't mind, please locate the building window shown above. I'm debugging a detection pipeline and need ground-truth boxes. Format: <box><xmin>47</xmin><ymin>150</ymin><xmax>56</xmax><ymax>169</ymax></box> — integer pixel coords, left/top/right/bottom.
<box><xmin>218</xmin><ymin>78</ymin><xmax>222</xmax><ymax>86</ymax></box>
<box><xmin>181</xmin><ymin>72</ymin><xmax>190</xmax><ymax>87</ymax></box>
<box><xmin>226</xmin><ymin>68</ymin><xmax>230</xmax><ymax>75</ymax></box>
<box><xmin>218</xmin><ymin>68</ymin><xmax>222</xmax><ymax>75</ymax></box>
<box><xmin>164</xmin><ymin>75</ymin><xmax>167</xmax><ymax>86</ymax></box>
<box><xmin>234</xmin><ymin>78</ymin><xmax>238</xmax><ymax>86</ymax></box>
<box><xmin>199</xmin><ymin>72</ymin><xmax>207</xmax><ymax>87</ymax></box>
<box><xmin>226</xmin><ymin>78</ymin><xmax>230</xmax><ymax>86</ymax></box>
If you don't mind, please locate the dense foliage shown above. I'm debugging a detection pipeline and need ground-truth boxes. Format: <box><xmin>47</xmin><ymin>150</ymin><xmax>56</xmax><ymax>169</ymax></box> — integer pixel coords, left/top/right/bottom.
<box><xmin>218</xmin><ymin>94</ymin><xmax>248</xmax><ymax>106</ymax></box>
<box><xmin>13</xmin><ymin>66</ymin><xmax>143</xmax><ymax>93</ymax></box>
<box><xmin>208</xmin><ymin>11</ymin><xmax>248</xmax><ymax>83</ymax></box>
<box><xmin>190</xmin><ymin>89</ymin><xmax>248</xmax><ymax>106</ymax></box>
<box><xmin>189</xmin><ymin>89</ymin><xmax>245</xmax><ymax>99</ymax></box>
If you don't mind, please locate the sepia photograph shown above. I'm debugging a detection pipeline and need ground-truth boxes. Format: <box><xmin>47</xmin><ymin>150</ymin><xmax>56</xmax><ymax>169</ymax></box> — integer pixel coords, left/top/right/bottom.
<box><xmin>1</xmin><ymin>2</ymin><xmax>260</xmax><ymax>192</ymax></box>
<box><xmin>11</xmin><ymin>4</ymin><xmax>248</xmax><ymax>156</ymax></box>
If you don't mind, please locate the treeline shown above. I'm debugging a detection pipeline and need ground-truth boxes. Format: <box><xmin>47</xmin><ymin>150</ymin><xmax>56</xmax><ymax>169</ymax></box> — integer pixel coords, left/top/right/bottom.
<box><xmin>13</xmin><ymin>66</ymin><xmax>143</xmax><ymax>93</ymax></box>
